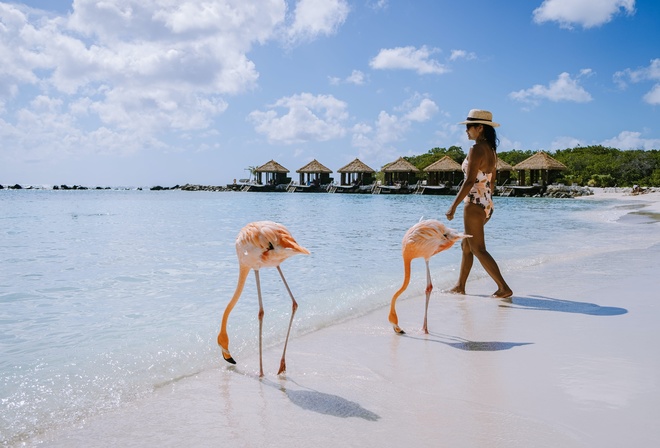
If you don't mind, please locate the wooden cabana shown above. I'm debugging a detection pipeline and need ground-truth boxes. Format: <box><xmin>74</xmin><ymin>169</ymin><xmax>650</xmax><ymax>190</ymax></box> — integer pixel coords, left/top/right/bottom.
<box><xmin>254</xmin><ymin>160</ymin><xmax>290</xmax><ymax>185</ymax></box>
<box><xmin>336</xmin><ymin>158</ymin><xmax>375</xmax><ymax>186</ymax></box>
<box><xmin>513</xmin><ymin>151</ymin><xmax>567</xmax><ymax>186</ymax></box>
<box><xmin>296</xmin><ymin>159</ymin><xmax>333</xmax><ymax>186</ymax></box>
<box><xmin>495</xmin><ymin>158</ymin><xmax>514</xmax><ymax>186</ymax></box>
<box><xmin>382</xmin><ymin>157</ymin><xmax>420</xmax><ymax>186</ymax></box>
<box><xmin>423</xmin><ymin>156</ymin><xmax>462</xmax><ymax>186</ymax></box>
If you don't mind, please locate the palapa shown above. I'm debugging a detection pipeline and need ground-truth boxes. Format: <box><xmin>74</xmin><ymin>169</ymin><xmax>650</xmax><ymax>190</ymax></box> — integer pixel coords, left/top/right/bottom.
<box><xmin>423</xmin><ymin>156</ymin><xmax>462</xmax><ymax>172</ymax></box>
<box><xmin>513</xmin><ymin>151</ymin><xmax>566</xmax><ymax>187</ymax></box>
<box><xmin>496</xmin><ymin>158</ymin><xmax>514</xmax><ymax>171</ymax></box>
<box><xmin>296</xmin><ymin>159</ymin><xmax>332</xmax><ymax>173</ymax></box>
<box><xmin>383</xmin><ymin>157</ymin><xmax>420</xmax><ymax>172</ymax></box>
<box><xmin>513</xmin><ymin>151</ymin><xmax>566</xmax><ymax>171</ymax></box>
<box><xmin>337</xmin><ymin>158</ymin><xmax>375</xmax><ymax>173</ymax></box>
<box><xmin>255</xmin><ymin>160</ymin><xmax>289</xmax><ymax>173</ymax></box>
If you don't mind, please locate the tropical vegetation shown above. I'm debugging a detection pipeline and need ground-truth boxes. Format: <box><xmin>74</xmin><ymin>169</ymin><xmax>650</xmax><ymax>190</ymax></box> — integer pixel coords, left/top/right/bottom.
<box><xmin>400</xmin><ymin>146</ymin><xmax>660</xmax><ymax>187</ymax></box>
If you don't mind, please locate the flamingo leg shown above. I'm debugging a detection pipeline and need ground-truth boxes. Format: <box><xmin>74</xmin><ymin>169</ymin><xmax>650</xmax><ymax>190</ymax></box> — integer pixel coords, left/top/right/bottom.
<box><xmin>422</xmin><ymin>260</ymin><xmax>433</xmax><ymax>334</ymax></box>
<box><xmin>389</xmin><ymin>257</ymin><xmax>412</xmax><ymax>334</ymax></box>
<box><xmin>218</xmin><ymin>265</ymin><xmax>251</xmax><ymax>364</ymax></box>
<box><xmin>276</xmin><ymin>266</ymin><xmax>298</xmax><ymax>375</ymax></box>
<box><xmin>255</xmin><ymin>269</ymin><xmax>265</xmax><ymax>378</ymax></box>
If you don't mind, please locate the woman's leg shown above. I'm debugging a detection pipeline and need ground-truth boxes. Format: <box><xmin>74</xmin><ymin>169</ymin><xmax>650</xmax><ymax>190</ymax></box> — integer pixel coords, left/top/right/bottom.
<box><xmin>448</xmin><ymin>237</ymin><xmax>473</xmax><ymax>294</ymax></box>
<box><xmin>461</xmin><ymin>203</ymin><xmax>512</xmax><ymax>298</ymax></box>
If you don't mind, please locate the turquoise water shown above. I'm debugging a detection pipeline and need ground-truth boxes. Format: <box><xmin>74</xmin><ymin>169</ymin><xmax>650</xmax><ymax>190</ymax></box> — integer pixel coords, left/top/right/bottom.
<box><xmin>0</xmin><ymin>190</ymin><xmax>643</xmax><ymax>444</ymax></box>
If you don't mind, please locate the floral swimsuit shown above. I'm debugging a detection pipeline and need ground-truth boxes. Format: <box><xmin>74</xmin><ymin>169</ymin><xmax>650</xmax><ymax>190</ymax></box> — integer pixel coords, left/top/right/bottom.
<box><xmin>462</xmin><ymin>157</ymin><xmax>494</xmax><ymax>219</ymax></box>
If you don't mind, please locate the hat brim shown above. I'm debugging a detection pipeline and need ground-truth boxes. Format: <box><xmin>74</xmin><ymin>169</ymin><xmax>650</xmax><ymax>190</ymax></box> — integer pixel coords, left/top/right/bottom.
<box><xmin>458</xmin><ymin>119</ymin><xmax>500</xmax><ymax>127</ymax></box>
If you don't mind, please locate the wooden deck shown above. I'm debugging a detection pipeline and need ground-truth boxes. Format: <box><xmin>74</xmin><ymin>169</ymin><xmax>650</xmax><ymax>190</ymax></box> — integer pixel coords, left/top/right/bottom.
<box><xmin>286</xmin><ymin>184</ymin><xmax>327</xmax><ymax>193</ymax></box>
<box><xmin>372</xmin><ymin>184</ymin><xmax>413</xmax><ymax>194</ymax></box>
<box><xmin>498</xmin><ymin>185</ymin><xmax>545</xmax><ymax>197</ymax></box>
<box><xmin>413</xmin><ymin>184</ymin><xmax>451</xmax><ymax>195</ymax></box>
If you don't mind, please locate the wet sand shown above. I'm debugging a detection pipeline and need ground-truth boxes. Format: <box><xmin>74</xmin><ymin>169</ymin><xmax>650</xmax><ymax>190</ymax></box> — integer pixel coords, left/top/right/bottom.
<box><xmin>36</xmin><ymin>189</ymin><xmax>660</xmax><ymax>448</ymax></box>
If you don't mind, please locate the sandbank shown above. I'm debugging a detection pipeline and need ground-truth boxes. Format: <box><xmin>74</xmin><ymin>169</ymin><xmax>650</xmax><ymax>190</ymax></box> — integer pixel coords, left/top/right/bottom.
<box><xmin>35</xmin><ymin>191</ymin><xmax>660</xmax><ymax>448</ymax></box>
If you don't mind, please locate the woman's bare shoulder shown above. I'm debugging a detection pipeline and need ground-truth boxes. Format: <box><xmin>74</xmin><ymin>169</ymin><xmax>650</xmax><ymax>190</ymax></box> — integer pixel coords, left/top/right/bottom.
<box><xmin>470</xmin><ymin>142</ymin><xmax>496</xmax><ymax>171</ymax></box>
<box><xmin>470</xmin><ymin>142</ymin><xmax>490</xmax><ymax>158</ymax></box>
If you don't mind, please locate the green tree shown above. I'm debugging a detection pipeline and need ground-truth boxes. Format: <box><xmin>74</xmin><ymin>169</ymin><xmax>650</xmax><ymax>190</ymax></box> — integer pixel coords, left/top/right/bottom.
<box><xmin>497</xmin><ymin>149</ymin><xmax>534</xmax><ymax>166</ymax></box>
<box><xmin>401</xmin><ymin>145</ymin><xmax>660</xmax><ymax>187</ymax></box>
<box><xmin>405</xmin><ymin>146</ymin><xmax>466</xmax><ymax>170</ymax></box>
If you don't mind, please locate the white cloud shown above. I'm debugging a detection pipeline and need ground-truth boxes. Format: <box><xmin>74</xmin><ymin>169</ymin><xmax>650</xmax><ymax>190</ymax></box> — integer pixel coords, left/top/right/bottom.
<box><xmin>0</xmin><ymin>0</ymin><xmax>286</xmax><ymax>162</ymax></box>
<box><xmin>449</xmin><ymin>49</ymin><xmax>476</xmax><ymax>61</ymax></box>
<box><xmin>601</xmin><ymin>131</ymin><xmax>660</xmax><ymax>150</ymax></box>
<box><xmin>346</xmin><ymin>70</ymin><xmax>366</xmax><ymax>85</ymax></box>
<box><xmin>533</xmin><ymin>0</ymin><xmax>636</xmax><ymax>29</ymax></box>
<box><xmin>351</xmin><ymin>96</ymin><xmax>438</xmax><ymax>163</ymax></box>
<box><xmin>369</xmin><ymin>46</ymin><xmax>448</xmax><ymax>75</ymax></box>
<box><xmin>286</xmin><ymin>0</ymin><xmax>350</xmax><ymax>43</ymax></box>
<box><xmin>403</xmin><ymin>98</ymin><xmax>438</xmax><ymax>122</ymax></box>
<box><xmin>368</xmin><ymin>0</ymin><xmax>389</xmax><ymax>10</ymax></box>
<box><xmin>614</xmin><ymin>59</ymin><xmax>660</xmax><ymax>105</ymax></box>
<box><xmin>248</xmin><ymin>93</ymin><xmax>348</xmax><ymax>144</ymax></box>
<box><xmin>509</xmin><ymin>71</ymin><xmax>593</xmax><ymax>105</ymax></box>
<box><xmin>329</xmin><ymin>69</ymin><xmax>366</xmax><ymax>86</ymax></box>
<box><xmin>550</xmin><ymin>136</ymin><xmax>585</xmax><ymax>150</ymax></box>
<box><xmin>643</xmin><ymin>84</ymin><xmax>660</xmax><ymax>105</ymax></box>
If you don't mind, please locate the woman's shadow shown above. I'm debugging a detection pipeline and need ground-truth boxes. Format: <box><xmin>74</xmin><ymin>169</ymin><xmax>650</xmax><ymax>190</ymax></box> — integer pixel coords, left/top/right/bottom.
<box><xmin>499</xmin><ymin>294</ymin><xmax>628</xmax><ymax>316</ymax></box>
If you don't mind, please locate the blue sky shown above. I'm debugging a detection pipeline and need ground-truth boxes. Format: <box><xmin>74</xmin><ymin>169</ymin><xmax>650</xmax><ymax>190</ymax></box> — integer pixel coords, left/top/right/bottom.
<box><xmin>1</xmin><ymin>0</ymin><xmax>659</xmax><ymax>187</ymax></box>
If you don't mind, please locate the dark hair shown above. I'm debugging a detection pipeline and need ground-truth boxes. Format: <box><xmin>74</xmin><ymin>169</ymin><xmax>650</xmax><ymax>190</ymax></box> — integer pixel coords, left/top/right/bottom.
<box><xmin>482</xmin><ymin>124</ymin><xmax>499</xmax><ymax>151</ymax></box>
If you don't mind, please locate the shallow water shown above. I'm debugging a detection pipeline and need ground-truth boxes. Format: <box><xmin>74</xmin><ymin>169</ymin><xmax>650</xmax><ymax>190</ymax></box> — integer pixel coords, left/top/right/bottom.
<box><xmin>0</xmin><ymin>189</ymin><xmax>651</xmax><ymax>445</ymax></box>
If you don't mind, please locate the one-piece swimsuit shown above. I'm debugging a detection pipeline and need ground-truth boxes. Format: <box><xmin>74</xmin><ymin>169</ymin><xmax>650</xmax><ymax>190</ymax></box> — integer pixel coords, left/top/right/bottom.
<box><xmin>462</xmin><ymin>157</ymin><xmax>494</xmax><ymax>219</ymax></box>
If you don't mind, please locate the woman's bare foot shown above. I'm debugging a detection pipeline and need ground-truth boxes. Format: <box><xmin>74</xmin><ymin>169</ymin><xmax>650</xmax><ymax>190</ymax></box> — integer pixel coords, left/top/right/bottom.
<box><xmin>492</xmin><ymin>288</ymin><xmax>513</xmax><ymax>299</ymax></box>
<box><xmin>446</xmin><ymin>285</ymin><xmax>465</xmax><ymax>295</ymax></box>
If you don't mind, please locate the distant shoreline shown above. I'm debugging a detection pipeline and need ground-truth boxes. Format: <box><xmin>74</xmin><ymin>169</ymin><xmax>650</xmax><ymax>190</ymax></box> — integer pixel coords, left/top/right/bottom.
<box><xmin>3</xmin><ymin>183</ymin><xmax>658</xmax><ymax>198</ymax></box>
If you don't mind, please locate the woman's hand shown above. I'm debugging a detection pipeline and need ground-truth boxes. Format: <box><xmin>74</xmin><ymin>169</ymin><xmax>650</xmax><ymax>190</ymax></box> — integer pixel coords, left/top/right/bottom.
<box><xmin>445</xmin><ymin>207</ymin><xmax>455</xmax><ymax>221</ymax></box>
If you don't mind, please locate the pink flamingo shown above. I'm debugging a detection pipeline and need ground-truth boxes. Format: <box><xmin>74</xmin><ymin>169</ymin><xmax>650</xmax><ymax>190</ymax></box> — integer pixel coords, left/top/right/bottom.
<box><xmin>388</xmin><ymin>219</ymin><xmax>470</xmax><ymax>334</ymax></box>
<box><xmin>218</xmin><ymin>221</ymin><xmax>310</xmax><ymax>377</ymax></box>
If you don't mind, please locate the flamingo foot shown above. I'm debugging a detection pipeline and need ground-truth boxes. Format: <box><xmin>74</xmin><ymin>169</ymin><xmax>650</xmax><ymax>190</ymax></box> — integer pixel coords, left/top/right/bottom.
<box><xmin>277</xmin><ymin>359</ymin><xmax>286</xmax><ymax>375</ymax></box>
<box><xmin>393</xmin><ymin>325</ymin><xmax>405</xmax><ymax>335</ymax></box>
<box><xmin>224</xmin><ymin>356</ymin><xmax>236</xmax><ymax>365</ymax></box>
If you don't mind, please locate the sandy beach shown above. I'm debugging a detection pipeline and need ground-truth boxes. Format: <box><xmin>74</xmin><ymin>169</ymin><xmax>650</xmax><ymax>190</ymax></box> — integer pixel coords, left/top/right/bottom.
<box><xmin>34</xmin><ymin>189</ymin><xmax>660</xmax><ymax>448</ymax></box>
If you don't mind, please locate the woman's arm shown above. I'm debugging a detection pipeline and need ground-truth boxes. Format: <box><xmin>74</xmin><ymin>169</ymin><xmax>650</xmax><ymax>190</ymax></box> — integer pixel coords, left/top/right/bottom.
<box><xmin>445</xmin><ymin>144</ymin><xmax>487</xmax><ymax>221</ymax></box>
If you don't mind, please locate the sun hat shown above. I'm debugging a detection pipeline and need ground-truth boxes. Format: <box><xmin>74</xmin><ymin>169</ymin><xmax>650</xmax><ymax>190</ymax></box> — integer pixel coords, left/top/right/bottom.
<box><xmin>458</xmin><ymin>109</ymin><xmax>500</xmax><ymax>127</ymax></box>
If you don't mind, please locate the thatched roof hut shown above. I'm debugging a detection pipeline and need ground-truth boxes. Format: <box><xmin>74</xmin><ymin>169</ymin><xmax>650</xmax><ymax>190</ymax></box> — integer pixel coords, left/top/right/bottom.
<box><xmin>382</xmin><ymin>157</ymin><xmax>420</xmax><ymax>185</ymax></box>
<box><xmin>296</xmin><ymin>159</ymin><xmax>333</xmax><ymax>185</ymax></box>
<box><xmin>423</xmin><ymin>156</ymin><xmax>462</xmax><ymax>186</ymax></box>
<box><xmin>513</xmin><ymin>151</ymin><xmax>567</xmax><ymax>186</ymax></box>
<box><xmin>496</xmin><ymin>158</ymin><xmax>514</xmax><ymax>171</ymax></box>
<box><xmin>495</xmin><ymin>157</ymin><xmax>514</xmax><ymax>186</ymax></box>
<box><xmin>254</xmin><ymin>160</ymin><xmax>290</xmax><ymax>185</ymax></box>
<box><xmin>337</xmin><ymin>158</ymin><xmax>375</xmax><ymax>185</ymax></box>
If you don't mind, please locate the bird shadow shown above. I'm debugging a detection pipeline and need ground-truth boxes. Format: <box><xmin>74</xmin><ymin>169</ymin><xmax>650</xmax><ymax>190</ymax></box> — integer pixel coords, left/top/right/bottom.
<box><xmin>276</xmin><ymin>379</ymin><xmax>380</xmax><ymax>421</ymax></box>
<box><xmin>228</xmin><ymin>366</ymin><xmax>380</xmax><ymax>421</ymax></box>
<box><xmin>402</xmin><ymin>332</ymin><xmax>532</xmax><ymax>352</ymax></box>
<box><xmin>499</xmin><ymin>294</ymin><xmax>628</xmax><ymax>316</ymax></box>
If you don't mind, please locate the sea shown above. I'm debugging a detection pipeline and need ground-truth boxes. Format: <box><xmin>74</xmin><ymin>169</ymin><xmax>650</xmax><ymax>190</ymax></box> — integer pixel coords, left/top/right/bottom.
<box><xmin>0</xmin><ymin>188</ymin><xmax>654</xmax><ymax>445</ymax></box>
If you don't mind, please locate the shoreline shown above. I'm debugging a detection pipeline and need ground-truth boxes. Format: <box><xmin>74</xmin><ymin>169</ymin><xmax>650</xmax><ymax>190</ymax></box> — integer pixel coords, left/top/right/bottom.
<box><xmin>30</xmin><ymin>191</ymin><xmax>660</xmax><ymax>447</ymax></box>
<box><xmin>578</xmin><ymin>187</ymin><xmax>660</xmax><ymax>221</ymax></box>
<box><xmin>7</xmin><ymin>182</ymin><xmax>657</xmax><ymax>197</ymax></box>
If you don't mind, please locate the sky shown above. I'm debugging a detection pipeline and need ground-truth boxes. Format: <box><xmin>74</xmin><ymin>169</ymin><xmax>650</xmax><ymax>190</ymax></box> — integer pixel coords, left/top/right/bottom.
<box><xmin>1</xmin><ymin>0</ymin><xmax>659</xmax><ymax>187</ymax></box>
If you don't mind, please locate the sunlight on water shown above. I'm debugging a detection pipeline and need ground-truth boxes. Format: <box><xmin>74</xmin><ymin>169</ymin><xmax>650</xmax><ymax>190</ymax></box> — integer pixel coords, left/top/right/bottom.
<box><xmin>0</xmin><ymin>190</ymin><xmax>649</xmax><ymax>444</ymax></box>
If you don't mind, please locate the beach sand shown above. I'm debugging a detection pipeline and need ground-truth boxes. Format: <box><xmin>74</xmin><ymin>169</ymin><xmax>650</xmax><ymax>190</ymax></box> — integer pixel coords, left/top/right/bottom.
<box><xmin>37</xmin><ymin>189</ymin><xmax>660</xmax><ymax>448</ymax></box>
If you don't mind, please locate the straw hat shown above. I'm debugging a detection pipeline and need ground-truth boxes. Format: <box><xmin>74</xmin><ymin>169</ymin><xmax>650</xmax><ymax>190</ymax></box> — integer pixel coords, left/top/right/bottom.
<box><xmin>458</xmin><ymin>109</ymin><xmax>500</xmax><ymax>127</ymax></box>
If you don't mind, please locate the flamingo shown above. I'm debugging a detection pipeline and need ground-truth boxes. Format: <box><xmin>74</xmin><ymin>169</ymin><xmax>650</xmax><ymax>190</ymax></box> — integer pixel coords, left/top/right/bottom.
<box><xmin>218</xmin><ymin>221</ymin><xmax>310</xmax><ymax>377</ymax></box>
<box><xmin>388</xmin><ymin>219</ymin><xmax>470</xmax><ymax>335</ymax></box>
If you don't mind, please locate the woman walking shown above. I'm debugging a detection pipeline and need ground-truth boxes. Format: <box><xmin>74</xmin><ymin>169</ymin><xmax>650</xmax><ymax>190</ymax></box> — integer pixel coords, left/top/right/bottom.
<box><xmin>445</xmin><ymin>109</ymin><xmax>512</xmax><ymax>299</ymax></box>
